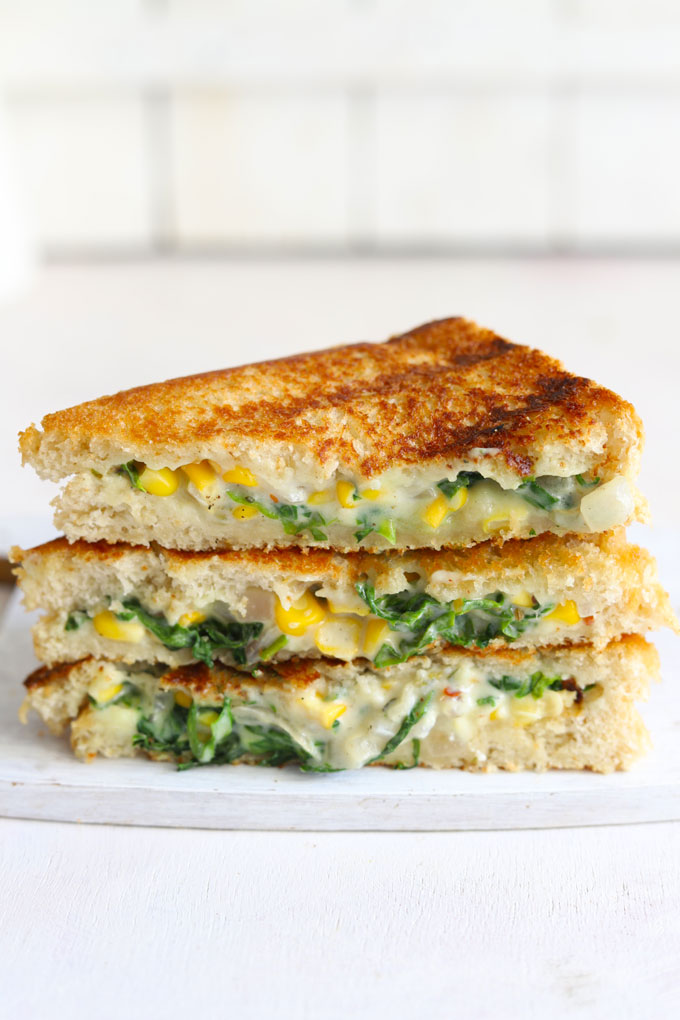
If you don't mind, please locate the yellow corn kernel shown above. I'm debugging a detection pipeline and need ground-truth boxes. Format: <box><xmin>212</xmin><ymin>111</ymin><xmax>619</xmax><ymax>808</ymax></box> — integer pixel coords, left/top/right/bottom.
<box><xmin>315</xmin><ymin>617</ymin><xmax>362</xmax><ymax>659</ymax></box>
<box><xmin>275</xmin><ymin>591</ymin><xmax>326</xmax><ymax>636</ymax></box>
<box><xmin>308</xmin><ymin>490</ymin><xmax>331</xmax><ymax>505</ymax></box>
<box><xmin>316</xmin><ymin>697</ymin><xmax>347</xmax><ymax>729</ymax></box>
<box><xmin>137</xmin><ymin>466</ymin><xmax>179</xmax><ymax>497</ymax></box>
<box><xmin>182</xmin><ymin>460</ymin><xmax>217</xmax><ymax>492</ymax></box>
<box><xmin>174</xmin><ymin>690</ymin><xmax>193</xmax><ymax>708</ymax></box>
<box><xmin>198</xmin><ymin>710</ymin><xmax>219</xmax><ymax>727</ymax></box>
<box><xmin>232</xmin><ymin>505</ymin><xmax>258</xmax><ymax>520</ymax></box>
<box><xmin>222</xmin><ymin>465</ymin><xmax>258</xmax><ymax>487</ymax></box>
<box><xmin>361</xmin><ymin>488</ymin><xmax>382</xmax><ymax>501</ymax></box>
<box><xmin>512</xmin><ymin>590</ymin><xmax>534</xmax><ymax>608</ymax></box>
<box><xmin>482</xmin><ymin>513</ymin><xmax>511</xmax><ymax>535</ymax></box>
<box><xmin>422</xmin><ymin>494</ymin><xmax>449</xmax><ymax>529</ymax></box>
<box><xmin>93</xmin><ymin>682</ymin><xmax>123</xmax><ymax>704</ymax></box>
<box><xmin>489</xmin><ymin>709</ymin><xmax>499</xmax><ymax>721</ymax></box>
<box><xmin>336</xmin><ymin>480</ymin><xmax>356</xmax><ymax>509</ymax></box>
<box><xmin>453</xmin><ymin>598</ymin><xmax>465</xmax><ymax>612</ymax></box>
<box><xmin>449</xmin><ymin>487</ymin><xmax>468</xmax><ymax>512</ymax></box>
<box><xmin>546</xmin><ymin>600</ymin><xmax>581</xmax><ymax>625</ymax></box>
<box><xmin>296</xmin><ymin>694</ymin><xmax>347</xmax><ymax>729</ymax></box>
<box><xmin>363</xmin><ymin>618</ymin><xmax>391</xmax><ymax>658</ymax></box>
<box><xmin>510</xmin><ymin>698</ymin><xmax>543</xmax><ymax>726</ymax></box>
<box><xmin>93</xmin><ymin>610</ymin><xmax>145</xmax><ymax>643</ymax></box>
<box><xmin>327</xmin><ymin>597</ymin><xmax>370</xmax><ymax>617</ymax></box>
<box><xmin>178</xmin><ymin>610</ymin><xmax>206</xmax><ymax>627</ymax></box>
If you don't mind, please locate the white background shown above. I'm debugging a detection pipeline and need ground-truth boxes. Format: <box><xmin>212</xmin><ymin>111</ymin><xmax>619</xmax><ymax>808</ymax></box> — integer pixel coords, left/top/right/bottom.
<box><xmin>1</xmin><ymin>1</ymin><xmax>680</xmax><ymax>255</ymax></box>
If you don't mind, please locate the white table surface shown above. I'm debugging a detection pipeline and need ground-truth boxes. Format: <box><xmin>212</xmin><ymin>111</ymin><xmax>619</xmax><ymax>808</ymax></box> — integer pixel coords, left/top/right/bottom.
<box><xmin>2</xmin><ymin>258</ymin><xmax>679</xmax><ymax>1017</ymax></box>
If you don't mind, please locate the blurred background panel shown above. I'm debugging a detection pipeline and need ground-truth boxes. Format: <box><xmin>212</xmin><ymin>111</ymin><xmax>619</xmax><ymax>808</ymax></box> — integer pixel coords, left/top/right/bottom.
<box><xmin>1</xmin><ymin>0</ymin><xmax>679</xmax><ymax>257</ymax></box>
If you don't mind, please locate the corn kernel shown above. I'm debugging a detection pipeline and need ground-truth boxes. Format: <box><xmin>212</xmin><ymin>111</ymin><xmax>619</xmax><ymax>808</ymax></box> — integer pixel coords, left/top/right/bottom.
<box><xmin>363</xmin><ymin>618</ymin><xmax>391</xmax><ymax>658</ymax></box>
<box><xmin>308</xmin><ymin>490</ymin><xmax>331</xmax><ymax>505</ymax></box>
<box><xmin>232</xmin><ymin>505</ymin><xmax>258</xmax><ymax>520</ymax></box>
<box><xmin>178</xmin><ymin>610</ymin><xmax>206</xmax><ymax>627</ymax></box>
<box><xmin>296</xmin><ymin>694</ymin><xmax>347</xmax><ymax>729</ymax></box>
<box><xmin>512</xmin><ymin>590</ymin><xmax>534</xmax><ymax>608</ymax></box>
<box><xmin>510</xmin><ymin>698</ymin><xmax>543</xmax><ymax>726</ymax></box>
<box><xmin>315</xmin><ymin>617</ymin><xmax>362</xmax><ymax>659</ymax></box>
<box><xmin>93</xmin><ymin>610</ymin><xmax>145</xmax><ymax>643</ymax></box>
<box><xmin>482</xmin><ymin>513</ymin><xmax>511</xmax><ymax>535</ymax></box>
<box><xmin>546</xmin><ymin>600</ymin><xmax>581</xmax><ymax>625</ymax></box>
<box><xmin>222</xmin><ymin>465</ymin><xmax>258</xmax><ymax>487</ymax></box>
<box><xmin>449</xmin><ymin>487</ymin><xmax>468</xmax><ymax>512</ymax></box>
<box><xmin>422</xmin><ymin>494</ymin><xmax>449</xmax><ymax>529</ymax></box>
<box><xmin>181</xmin><ymin>460</ymin><xmax>217</xmax><ymax>492</ymax></box>
<box><xmin>174</xmin><ymin>690</ymin><xmax>193</xmax><ymax>708</ymax></box>
<box><xmin>137</xmin><ymin>466</ymin><xmax>179</xmax><ymax>497</ymax></box>
<box><xmin>327</xmin><ymin>597</ymin><xmax>370</xmax><ymax>617</ymax></box>
<box><xmin>92</xmin><ymin>682</ymin><xmax>123</xmax><ymax>704</ymax></box>
<box><xmin>275</xmin><ymin>591</ymin><xmax>326</xmax><ymax>636</ymax></box>
<box><xmin>336</xmin><ymin>480</ymin><xmax>356</xmax><ymax>509</ymax></box>
<box><xmin>198</xmin><ymin>710</ymin><xmax>219</xmax><ymax>727</ymax></box>
<box><xmin>361</xmin><ymin>488</ymin><xmax>382</xmax><ymax>501</ymax></box>
<box><xmin>316</xmin><ymin>696</ymin><xmax>347</xmax><ymax>729</ymax></box>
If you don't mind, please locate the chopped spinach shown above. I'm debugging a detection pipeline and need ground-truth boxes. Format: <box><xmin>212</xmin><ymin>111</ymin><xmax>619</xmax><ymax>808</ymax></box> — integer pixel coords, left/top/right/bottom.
<box><xmin>436</xmin><ymin>471</ymin><xmax>483</xmax><ymax>500</ymax></box>
<box><xmin>369</xmin><ymin>692</ymin><xmax>433</xmax><ymax>763</ymax></box>
<box><xmin>354</xmin><ymin>513</ymin><xmax>396</xmax><ymax>545</ymax></box>
<box><xmin>187</xmin><ymin>697</ymin><xmax>234</xmax><ymax>764</ymax></box>
<box><xmin>117</xmin><ymin>598</ymin><xmax>263</xmax><ymax>667</ymax></box>
<box><xmin>65</xmin><ymin>610</ymin><xmax>89</xmax><ymax>631</ymax></box>
<box><xmin>516</xmin><ymin>479</ymin><xmax>559</xmax><ymax>511</ymax></box>
<box><xmin>117</xmin><ymin>461</ymin><xmax>146</xmax><ymax>492</ymax></box>
<box><xmin>88</xmin><ymin>680</ymin><xmax>138</xmax><ymax>710</ymax></box>
<box><xmin>489</xmin><ymin>671</ymin><xmax>568</xmax><ymax>699</ymax></box>
<box><xmin>393</xmin><ymin>738</ymin><xmax>421</xmax><ymax>770</ymax></box>
<box><xmin>259</xmin><ymin>634</ymin><xmax>288</xmax><ymax>661</ymax></box>
<box><xmin>355</xmin><ymin>582</ymin><xmax>553</xmax><ymax>667</ymax></box>
<box><xmin>477</xmin><ymin>696</ymin><xmax>496</xmax><ymax>707</ymax></box>
<box><xmin>227</xmin><ymin>490</ymin><xmax>332</xmax><ymax>541</ymax></box>
<box><xmin>240</xmin><ymin>724</ymin><xmax>342</xmax><ymax>771</ymax></box>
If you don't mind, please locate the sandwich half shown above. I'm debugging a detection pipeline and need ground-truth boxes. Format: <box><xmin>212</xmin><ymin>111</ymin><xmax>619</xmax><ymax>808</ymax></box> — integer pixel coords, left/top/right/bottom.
<box><xmin>19</xmin><ymin>317</ymin><xmax>646</xmax><ymax>552</ymax></box>
<box><xmin>22</xmin><ymin>635</ymin><xmax>655</xmax><ymax>773</ymax></box>
<box><xmin>12</xmin><ymin>531</ymin><xmax>674</xmax><ymax>671</ymax></box>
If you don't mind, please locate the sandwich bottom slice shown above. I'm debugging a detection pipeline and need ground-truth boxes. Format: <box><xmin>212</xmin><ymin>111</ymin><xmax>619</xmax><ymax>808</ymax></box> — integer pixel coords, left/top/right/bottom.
<box><xmin>22</xmin><ymin>635</ymin><xmax>656</xmax><ymax>773</ymax></box>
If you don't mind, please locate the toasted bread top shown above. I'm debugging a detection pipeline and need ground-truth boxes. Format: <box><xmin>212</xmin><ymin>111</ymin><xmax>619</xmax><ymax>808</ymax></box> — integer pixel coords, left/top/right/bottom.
<box><xmin>19</xmin><ymin>318</ymin><xmax>643</xmax><ymax>484</ymax></box>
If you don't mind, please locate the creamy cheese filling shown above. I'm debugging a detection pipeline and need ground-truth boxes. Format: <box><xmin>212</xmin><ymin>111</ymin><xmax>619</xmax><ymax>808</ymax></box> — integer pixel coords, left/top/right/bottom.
<box><xmin>65</xmin><ymin>584</ymin><xmax>584</xmax><ymax>668</ymax></box>
<box><xmin>109</xmin><ymin>461</ymin><xmax>635</xmax><ymax>546</ymax></box>
<box><xmin>83</xmin><ymin>661</ymin><xmax>602</xmax><ymax>771</ymax></box>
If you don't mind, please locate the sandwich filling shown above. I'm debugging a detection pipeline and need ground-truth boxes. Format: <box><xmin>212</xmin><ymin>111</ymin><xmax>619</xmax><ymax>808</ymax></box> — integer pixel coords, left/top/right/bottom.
<box><xmin>63</xmin><ymin>580</ymin><xmax>585</xmax><ymax>668</ymax></box>
<box><xmin>102</xmin><ymin>461</ymin><xmax>635</xmax><ymax>548</ymax></box>
<box><xmin>58</xmin><ymin>658</ymin><xmax>601</xmax><ymax>771</ymax></box>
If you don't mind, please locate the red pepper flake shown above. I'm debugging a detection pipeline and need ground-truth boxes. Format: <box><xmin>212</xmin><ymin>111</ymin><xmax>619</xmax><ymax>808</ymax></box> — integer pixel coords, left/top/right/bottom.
<box><xmin>443</xmin><ymin>687</ymin><xmax>461</xmax><ymax>698</ymax></box>
<box><xmin>270</xmin><ymin>494</ymin><xmax>279</xmax><ymax>503</ymax></box>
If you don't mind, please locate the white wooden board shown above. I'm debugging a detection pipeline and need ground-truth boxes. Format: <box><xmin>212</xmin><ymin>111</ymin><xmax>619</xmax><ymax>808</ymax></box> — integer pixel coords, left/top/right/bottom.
<box><xmin>1</xmin><ymin>535</ymin><xmax>678</xmax><ymax>832</ymax></box>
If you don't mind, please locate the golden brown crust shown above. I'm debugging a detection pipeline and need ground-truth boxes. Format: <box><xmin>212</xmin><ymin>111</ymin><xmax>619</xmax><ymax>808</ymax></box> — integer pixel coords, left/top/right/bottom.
<box><xmin>10</xmin><ymin>528</ymin><xmax>671</xmax><ymax>599</ymax></box>
<box><xmin>24</xmin><ymin>633</ymin><xmax>657</xmax><ymax>700</ymax></box>
<box><xmin>19</xmin><ymin>317</ymin><xmax>643</xmax><ymax>480</ymax></box>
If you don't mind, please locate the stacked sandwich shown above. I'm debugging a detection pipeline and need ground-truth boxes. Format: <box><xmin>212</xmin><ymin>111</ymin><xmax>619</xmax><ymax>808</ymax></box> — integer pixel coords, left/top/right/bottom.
<box><xmin>13</xmin><ymin>318</ymin><xmax>676</xmax><ymax>772</ymax></box>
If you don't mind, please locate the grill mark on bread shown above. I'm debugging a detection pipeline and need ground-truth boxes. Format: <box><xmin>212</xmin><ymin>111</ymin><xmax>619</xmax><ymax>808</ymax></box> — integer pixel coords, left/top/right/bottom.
<box><xmin>19</xmin><ymin>317</ymin><xmax>641</xmax><ymax>479</ymax></box>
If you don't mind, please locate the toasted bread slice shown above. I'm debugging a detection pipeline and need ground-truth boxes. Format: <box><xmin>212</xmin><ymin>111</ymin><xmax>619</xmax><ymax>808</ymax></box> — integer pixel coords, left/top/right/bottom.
<box><xmin>12</xmin><ymin>531</ymin><xmax>675</xmax><ymax>671</ymax></box>
<box><xmin>22</xmin><ymin>636</ymin><xmax>656</xmax><ymax>773</ymax></box>
<box><xmin>19</xmin><ymin>318</ymin><xmax>646</xmax><ymax>551</ymax></box>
